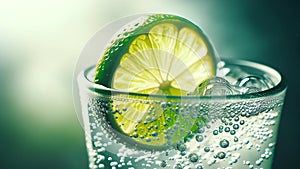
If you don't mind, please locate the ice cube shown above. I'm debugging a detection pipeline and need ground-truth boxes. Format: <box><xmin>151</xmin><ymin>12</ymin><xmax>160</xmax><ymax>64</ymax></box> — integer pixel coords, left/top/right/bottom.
<box><xmin>192</xmin><ymin>77</ymin><xmax>237</xmax><ymax>96</ymax></box>
<box><xmin>238</xmin><ymin>86</ymin><xmax>260</xmax><ymax>94</ymax></box>
<box><xmin>235</xmin><ymin>75</ymin><xmax>271</xmax><ymax>92</ymax></box>
<box><xmin>219</xmin><ymin>65</ymin><xmax>249</xmax><ymax>85</ymax></box>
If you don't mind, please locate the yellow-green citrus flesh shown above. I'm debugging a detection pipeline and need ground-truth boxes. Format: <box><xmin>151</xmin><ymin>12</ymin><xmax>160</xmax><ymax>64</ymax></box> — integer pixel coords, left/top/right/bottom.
<box><xmin>94</xmin><ymin>14</ymin><xmax>218</xmax><ymax>148</ymax></box>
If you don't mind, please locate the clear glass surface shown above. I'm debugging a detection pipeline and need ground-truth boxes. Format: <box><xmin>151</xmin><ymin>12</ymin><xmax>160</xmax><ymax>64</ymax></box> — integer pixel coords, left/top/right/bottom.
<box><xmin>75</xmin><ymin>60</ymin><xmax>287</xmax><ymax>169</ymax></box>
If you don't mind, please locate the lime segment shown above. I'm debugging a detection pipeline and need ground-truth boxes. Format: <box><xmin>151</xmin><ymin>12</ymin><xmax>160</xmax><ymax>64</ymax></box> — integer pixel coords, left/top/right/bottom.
<box><xmin>94</xmin><ymin>14</ymin><xmax>218</xmax><ymax>147</ymax></box>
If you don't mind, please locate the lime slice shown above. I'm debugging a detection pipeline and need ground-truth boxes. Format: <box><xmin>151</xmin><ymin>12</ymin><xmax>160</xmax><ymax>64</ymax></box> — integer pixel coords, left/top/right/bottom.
<box><xmin>94</xmin><ymin>14</ymin><xmax>218</xmax><ymax>148</ymax></box>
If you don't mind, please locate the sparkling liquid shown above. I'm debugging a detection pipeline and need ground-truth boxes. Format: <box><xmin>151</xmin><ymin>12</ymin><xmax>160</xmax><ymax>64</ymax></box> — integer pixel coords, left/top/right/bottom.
<box><xmin>79</xmin><ymin>61</ymin><xmax>285</xmax><ymax>169</ymax></box>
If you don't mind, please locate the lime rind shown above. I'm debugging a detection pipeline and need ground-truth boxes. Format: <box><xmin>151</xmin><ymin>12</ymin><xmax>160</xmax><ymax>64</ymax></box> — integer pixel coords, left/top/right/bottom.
<box><xmin>94</xmin><ymin>14</ymin><xmax>218</xmax><ymax>148</ymax></box>
<box><xmin>95</xmin><ymin>14</ymin><xmax>218</xmax><ymax>88</ymax></box>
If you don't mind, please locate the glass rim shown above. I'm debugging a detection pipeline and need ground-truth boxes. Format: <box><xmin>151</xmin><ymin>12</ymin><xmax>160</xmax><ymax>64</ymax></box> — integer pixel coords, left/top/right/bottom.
<box><xmin>80</xmin><ymin>59</ymin><xmax>287</xmax><ymax>100</ymax></box>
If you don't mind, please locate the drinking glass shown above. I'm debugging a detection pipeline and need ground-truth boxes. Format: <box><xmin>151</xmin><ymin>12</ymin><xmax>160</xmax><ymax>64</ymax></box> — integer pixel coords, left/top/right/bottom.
<box><xmin>74</xmin><ymin>59</ymin><xmax>287</xmax><ymax>169</ymax></box>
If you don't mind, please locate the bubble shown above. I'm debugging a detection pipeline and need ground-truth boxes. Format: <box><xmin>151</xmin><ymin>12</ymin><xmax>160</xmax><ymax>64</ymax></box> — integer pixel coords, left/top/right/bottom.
<box><xmin>173</xmin><ymin>164</ymin><xmax>183</xmax><ymax>169</ymax></box>
<box><xmin>217</xmin><ymin>151</ymin><xmax>226</xmax><ymax>159</ymax></box>
<box><xmin>268</xmin><ymin>143</ymin><xmax>275</xmax><ymax>148</ymax></box>
<box><xmin>255</xmin><ymin>158</ymin><xmax>263</xmax><ymax>166</ymax></box>
<box><xmin>160</xmin><ymin>102</ymin><xmax>167</xmax><ymax>109</ymax></box>
<box><xmin>110</xmin><ymin>161</ymin><xmax>118</xmax><ymax>167</ymax></box>
<box><xmin>234</xmin><ymin>137</ymin><xmax>239</xmax><ymax>142</ymax></box>
<box><xmin>240</xmin><ymin>120</ymin><xmax>245</xmax><ymax>125</ymax></box>
<box><xmin>197</xmin><ymin>127</ymin><xmax>205</xmax><ymax>133</ymax></box>
<box><xmin>220</xmin><ymin>139</ymin><xmax>230</xmax><ymax>148</ymax></box>
<box><xmin>196</xmin><ymin>135</ymin><xmax>204</xmax><ymax>142</ymax></box>
<box><xmin>145</xmin><ymin>137</ymin><xmax>151</xmax><ymax>142</ymax></box>
<box><xmin>245</xmin><ymin>160</ymin><xmax>251</xmax><ymax>165</ymax></box>
<box><xmin>204</xmin><ymin>147</ymin><xmax>210</xmax><ymax>152</ymax></box>
<box><xmin>221</xmin><ymin>117</ymin><xmax>227</xmax><ymax>124</ymax></box>
<box><xmin>192</xmin><ymin>77</ymin><xmax>237</xmax><ymax>96</ymax></box>
<box><xmin>160</xmin><ymin>160</ymin><xmax>167</xmax><ymax>167</ymax></box>
<box><xmin>213</xmin><ymin>130</ymin><xmax>219</xmax><ymax>135</ymax></box>
<box><xmin>230</xmin><ymin>130</ymin><xmax>236</xmax><ymax>135</ymax></box>
<box><xmin>127</xmin><ymin>161</ymin><xmax>132</xmax><ymax>166</ymax></box>
<box><xmin>233</xmin><ymin>124</ymin><xmax>239</xmax><ymax>129</ymax></box>
<box><xmin>188</xmin><ymin>153</ymin><xmax>199</xmax><ymax>162</ymax></box>
<box><xmin>207</xmin><ymin>158</ymin><xmax>216</xmax><ymax>166</ymax></box>
<box><xmin>150</xmin><ymin>131</ymin><xmax>158</xmax><ymax>137</ymax></box>
<box><xmin>195</xmin><ymin>165</ymin><xmax>204</xmax><ymax>169</ymax></box>
<box><xmin>219</xmin><ymin>126</ymin><xmax>224</xmax><ymax>133</ymax></box>
<box><xmin>98</xmin><ymin>164</ymin><xmax>105</xmax><ymax>168</ymax></box>
<box><xmin>196</xmin><ymin>121</ymin><xmax>205</xmax><ymax>127</ymax></box>
<box><xmin>225</xmin><ymin>127</ymin><xmax>230</xmax><ymax>132</ymax></box>
<box><xmin>176</xmin><ymin>143</ymin><xmax>187</xmax><ymax>152</ymax></box>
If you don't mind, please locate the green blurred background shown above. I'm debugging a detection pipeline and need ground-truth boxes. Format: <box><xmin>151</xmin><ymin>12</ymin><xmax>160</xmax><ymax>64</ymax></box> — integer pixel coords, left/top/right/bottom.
<box><xmin>0</xmin><ymin>0</ymin><xmax>299</xmax><ymax>169</ymax></box>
